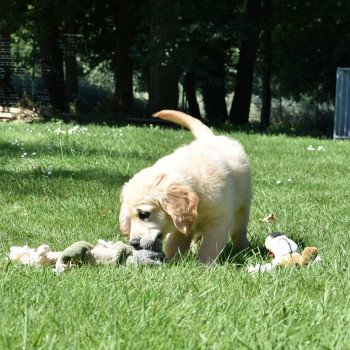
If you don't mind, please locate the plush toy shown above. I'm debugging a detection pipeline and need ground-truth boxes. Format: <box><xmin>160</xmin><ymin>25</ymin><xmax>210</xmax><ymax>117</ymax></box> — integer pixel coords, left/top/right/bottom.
<box><xmin>9</xmin><ymin>244</ymin><xmax>61</xmax><ymax>267</ymax></box>
<box><xmin>248</xmin><ymin>232</ymin><xmax>320</xmax><ymax>274</ymax></box>
<box><xmin>53</xmin><ymin>240</ymin><xmax>134</xmax><ymax>274</ymax></box>
<box><xmin>9</xmin><ymin>238</ymin><xmax>166</xmax><ymax>274</ymax></box>
<box><xmin>53</xmin><ymin>241</ymin><xmax>95</xmax><ymax>274</ymax></box>
<box><xmin>91</xmin><ymin>239</ymin><xmax>133</xmax><ymax>265</ymax></box>
<box><xmin>126</xmin><ymin>249</ymin><xmax>165</xmax><ymax>266</ymax></box>
<box><xmin>128</xmin><ymin>239</ymin><xmax>165</xmax><ymax>266</ymax></box>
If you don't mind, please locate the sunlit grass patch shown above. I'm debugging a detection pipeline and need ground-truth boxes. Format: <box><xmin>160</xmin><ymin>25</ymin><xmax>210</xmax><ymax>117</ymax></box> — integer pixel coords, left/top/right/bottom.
<box><xmin>0</xmin><ymin>122</ymin><xmax>349</xmax><ymax>349</ymax></box>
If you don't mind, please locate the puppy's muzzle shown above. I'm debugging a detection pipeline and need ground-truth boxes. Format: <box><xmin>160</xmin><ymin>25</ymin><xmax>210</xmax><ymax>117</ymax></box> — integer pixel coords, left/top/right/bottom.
<box><xmin>130</xmin><ymin>236</ymin><xmax>163</xmax><ymax>252</ymax></box>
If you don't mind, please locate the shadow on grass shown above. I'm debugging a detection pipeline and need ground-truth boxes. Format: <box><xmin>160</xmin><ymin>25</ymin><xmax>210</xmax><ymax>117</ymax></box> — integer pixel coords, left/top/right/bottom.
<box><xmin>0</xmin><ymin>168</ymin><xmax>129</xmax><ymax>196</ymax></box>
<box><xmin>169</xmin><ymin>237</ymin><xmax>274</xmax><ymax>267</ymax></box>
<box><xmin>45</xmin><ymin>99</ymin><xmax>333</xmax><ymax>139</ymax></box>
<box><xmin>217</xmin><ymin>241</ymin><xmax>270</xmax><ymax>267</ymax></box>
<box><xmin>70</xmin><ymin>113</ymin><xmax>333</xmax><ymax>139</ymax></box>
<box><xmin>0</xmin><ymin>140</ymin><xmax>160</xmax><ymax>163</ymax></box>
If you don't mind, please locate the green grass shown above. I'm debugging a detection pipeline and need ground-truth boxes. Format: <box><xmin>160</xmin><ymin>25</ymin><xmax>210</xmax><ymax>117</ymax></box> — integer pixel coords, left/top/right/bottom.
<box><xmin>1</xmin><ymin>121</ymin><xmax>349</xmax><ymax>349</ymax></box>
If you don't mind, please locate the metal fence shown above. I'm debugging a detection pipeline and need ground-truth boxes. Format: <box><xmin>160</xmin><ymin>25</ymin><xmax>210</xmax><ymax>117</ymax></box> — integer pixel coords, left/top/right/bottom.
<box><xmin>334</xmin><ymin>67</ymin><xmax>350</xmax><ymax>139</ymax></box>
<box><xmin>0</xmin><ymin>35</ymin><xmax>84</xmax><ymax>110</ymax></box>
<box><xmin>0</xmin><ymin>37</ymin><xmax>18</xmax><ymax>106</ymax></box>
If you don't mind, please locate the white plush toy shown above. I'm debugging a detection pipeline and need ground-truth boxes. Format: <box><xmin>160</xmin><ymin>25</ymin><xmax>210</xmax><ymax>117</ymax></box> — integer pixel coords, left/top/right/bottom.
<box><xmin>9</xmin><ymin>244</ymin><xmax>61</xmax><ymax>267</ymax></box>
<box><xmin>248</xmin><ymin>232</ymin><xmax>320</xmax><ymax>274</ymax></box>
<box><xmin>91</xmin><ymin>239</ymin><xmax>132</xmax><ymax>264</ymax></box>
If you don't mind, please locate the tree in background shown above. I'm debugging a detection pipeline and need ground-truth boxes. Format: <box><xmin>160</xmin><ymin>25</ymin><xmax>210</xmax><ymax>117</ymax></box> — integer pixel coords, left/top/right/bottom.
<box><xmin>183</xmin><ymin>71</ymin><xmax>201</xmax><ymax>118</ymax></box>
<box><xmin>0</xmin><ymin>0</ymin><xmax>27</xmax><ymax>108</ymax></box>
<box><xmin>146</xmin><ymin>1</ymin><xmax>181</xmax><ymax>114</ymax></box>
<box><xmin>33</xmin><ymin>0</ymin><xmax>67</xmax><ymax>112</ymax></box>
<box><xmin>199</xmin><ymin>49</ymin><xmax>228</xmax><ymax>123</ymax></box>
<box><xmin>150</xmin><ymin>0</ymin><xmax>243</xmax><ymax>124</ymax></box>
<box><xmin>229</xmin><ymin>0</ymin><xmax>262</xmax><ymax>126</ymax></box>
<box><xmin>1</xmin><ymin>0</ymin><xmax>349</xmax><ymax>131</ymax></box>
<box><xmin>272</xmin><ymin>0</ymin><xmax>350</xmax><ymax>103</ymax></box>
<box><xmin>112</xmin><ymin>0</ymin><xmax>138</xmax><ymax>114</ymax></box>
<box><xmin>62</xmin><ymin>2</ymin><xmax>80</xmax><ymax>111</ymax></box>
<box><xmin>260</xmin><ymin>0</ymin><xmax>273</xmax><ymax>131</ymax></box>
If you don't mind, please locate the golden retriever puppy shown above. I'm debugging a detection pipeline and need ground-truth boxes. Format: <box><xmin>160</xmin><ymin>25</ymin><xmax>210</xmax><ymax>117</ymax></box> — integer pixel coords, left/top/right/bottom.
<box><xmin>119</xmin><ymin>110</ymin><xmax>252</xmax><ymax>263</ymax></box>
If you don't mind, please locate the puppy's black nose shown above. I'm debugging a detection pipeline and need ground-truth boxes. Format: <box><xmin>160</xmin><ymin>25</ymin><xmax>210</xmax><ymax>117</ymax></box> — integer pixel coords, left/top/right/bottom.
<box><xmin>130</xmin><ymin>238</ymin><xmax>141</xmax><ymax>250</ymax></box>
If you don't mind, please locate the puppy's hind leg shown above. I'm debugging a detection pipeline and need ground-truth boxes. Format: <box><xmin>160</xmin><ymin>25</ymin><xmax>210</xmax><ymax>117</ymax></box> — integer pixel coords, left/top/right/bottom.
<box><xmin>230</xmin><ymin>206</ymin><xmax>250</xmax><ymax>252</ymax></box>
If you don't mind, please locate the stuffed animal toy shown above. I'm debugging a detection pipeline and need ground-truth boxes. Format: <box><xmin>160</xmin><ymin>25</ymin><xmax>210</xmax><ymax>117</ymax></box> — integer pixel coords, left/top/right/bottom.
<box><xmin>126</xmin><ymin>249</ymin><xmax>165</xmax><ymax>266</ymax></box>
<box><xmin>9</xmin><ymin>238</ymin><xmax>166</xmax><ymax>274</ymax></box>
<box><xmin>53</xmin><ymin>241</ymin><xmax>95</xmax><ymax>274</ymax></box>
<box><xmin>248</xmin><ymin>232</ymin><xmax>320</xmax><ymax>274</ymax></box>
<box><xmin>9</xmin><ymin>244</ymin><xmax>61</xmax><ymax>267</ymax></box>
<box><xmin>91</xmin><ymin>239</ymin><xmax>133</xmax><ymax>265</ymax></box>
<box><xmin>127</xmin><ymin>238</ymin><xmax>166</xmax><ymax>266</ymax></box>
<box><xmin>53</xmin><ymin>240</ymin><xmax>134</xmax><ymax>274</ymax></box>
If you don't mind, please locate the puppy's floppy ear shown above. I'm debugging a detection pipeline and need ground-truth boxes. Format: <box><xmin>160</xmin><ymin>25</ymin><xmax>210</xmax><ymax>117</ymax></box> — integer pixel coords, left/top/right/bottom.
<box><xmin>119</xmin><ymin>195</ymin><xmax>131</xmax><ymax>238</ymax></box>
<box><xmin>160</xmin><ymin>183</ymin><xmax>198</xmax><ymax>235</ymax></box>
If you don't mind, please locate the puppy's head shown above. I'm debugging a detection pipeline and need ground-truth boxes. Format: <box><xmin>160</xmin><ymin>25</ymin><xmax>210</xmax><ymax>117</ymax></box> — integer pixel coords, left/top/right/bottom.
<box><xmin>119</xmin><ymin>171</ymin><xmax>198</xmax><ymax>250</ymax></box>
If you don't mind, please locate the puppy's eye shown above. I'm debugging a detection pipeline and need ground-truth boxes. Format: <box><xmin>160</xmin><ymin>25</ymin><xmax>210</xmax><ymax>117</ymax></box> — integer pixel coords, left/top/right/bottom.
<box><xmin>138</xmin><ymin>210</ymin><xmax>151</xmax><ymax>221</ymax></box>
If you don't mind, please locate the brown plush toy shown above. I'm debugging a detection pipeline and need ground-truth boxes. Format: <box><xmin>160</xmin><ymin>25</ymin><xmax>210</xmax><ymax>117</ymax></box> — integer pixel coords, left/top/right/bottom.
<box><xmin>248</xmin><ymin>232</ymin><xmax>320</xmax><ymax>274</ymax></box>
<box><xmin>278</xmin><ymin>246</ymin><xmax>319</xmax><ymax>267</ymax></box>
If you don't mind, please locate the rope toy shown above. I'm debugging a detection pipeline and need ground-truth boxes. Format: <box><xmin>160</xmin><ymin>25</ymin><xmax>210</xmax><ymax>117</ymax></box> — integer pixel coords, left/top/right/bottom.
<box><xmin>8</xmin><ymin>239</ymin><xmax>165</xmax><ymax>274</ymax></box>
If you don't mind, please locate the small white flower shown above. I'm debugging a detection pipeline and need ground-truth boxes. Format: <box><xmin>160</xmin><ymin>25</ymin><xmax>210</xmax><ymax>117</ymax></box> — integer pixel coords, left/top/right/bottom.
<box><xmin>68</xmin><ymin>125</ymin><xmax>80</xmax><ymax>135</ymax></box>
<box><xmin>55</xmin><ymin>128</ymin><xmax>66</xmax><ymax>135</ymax></box>
<box><xmin>276</xmin><ymin>180</ymin><xmax>282</xmax><ymax>184</ymax></box>
<box><xmin>307</xmin><ymin>145</ymin><xmax>315</xmax><ymax>151</ymax></box>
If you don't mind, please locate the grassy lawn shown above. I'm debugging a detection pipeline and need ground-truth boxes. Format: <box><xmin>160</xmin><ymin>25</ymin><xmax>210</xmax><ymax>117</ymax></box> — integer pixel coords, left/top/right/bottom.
<box><xmin>1</xmin><ymin>121</ymin><xmax>349</xmax><ymax>349</ymax></box>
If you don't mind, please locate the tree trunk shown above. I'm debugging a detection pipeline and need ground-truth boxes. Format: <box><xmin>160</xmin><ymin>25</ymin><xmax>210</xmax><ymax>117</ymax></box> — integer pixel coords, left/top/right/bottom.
<box><xmin>113</xmin><ymin>0</ymin><xmax>135</xmax><ymax>114</ymax></box>
<box><xmin>64</xmin><ymin>10</ymin><xmax>79</xmax><ymax>112</ymax></box>
<box><xmin>36</xmin><ymin>3</ymin><xmax>67</xmax><ymax>112</ymax></box>
<box><xmin>149</xmin><ymin>64</ymin><xmax>179</xmax><ymax>113</ymax></box>
<box><xmin>260</xmin><ymin>0</ymin><xmax>273</xmax><ymax>131</ymax></box>
<box><xmin>229</xmin><ymin>0</ymin><xmax>262</xmax><ymax>126</ymax></box>
<box><xmin>200</xmin><ymin>50</ymin><xmax>227</xmax><ymax>124</ymax></box>
<box><xmin>183</xmin><ymin>72</ymin><xmax>201</xmax><ymax>118</ymax></box>
<box><xmin>64</xmin><ymin>41</ymin><xmax>78</xmax><ymax>110</ymax></box>
<box><xmin>148</xmin><ymin>11</ymin><xmax>179</xmax><ymax>114</ymax></box>
<box><xmin>260</xmin><ymin>27</ymin><xmax>272</xmax><ymax>130</ymax></box>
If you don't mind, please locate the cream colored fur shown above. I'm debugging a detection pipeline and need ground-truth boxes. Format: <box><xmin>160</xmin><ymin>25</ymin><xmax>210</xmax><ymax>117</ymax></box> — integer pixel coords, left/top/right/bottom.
<box><xmin>119</xmin><ymin>110</ymin><xmax>252</xmax><ymax>263</ymax></box>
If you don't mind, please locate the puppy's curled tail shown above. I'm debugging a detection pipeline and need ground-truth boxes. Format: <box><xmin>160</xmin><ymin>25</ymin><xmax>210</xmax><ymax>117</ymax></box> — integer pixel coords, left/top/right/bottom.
<box><xmin>153</xmin><ymin>110</ymin><xmax>213</xmax><ymax>139</ymax></box>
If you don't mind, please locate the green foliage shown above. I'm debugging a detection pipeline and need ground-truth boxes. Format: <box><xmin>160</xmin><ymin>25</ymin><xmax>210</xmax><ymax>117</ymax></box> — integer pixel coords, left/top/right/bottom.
<box><xmin>0</xmin><ymin>0</ymin><xmax>27</xmax><ymax>33</ymax></box>
<box><xmin>11</xmin><ymin>31</ymin><xmax>36</xmax><ymax>67</ymax></box>
<box><xmin>1</xmin><ymin>0</ymin><xmax>349</xmax><ymax>126</ymax></box>
<box><xmin>271</xmin><ymin>0</ymin><xmax>350</xmax><ymax>101</ymax></box>
<box><xmin>79</xmin><ymin>59</ymin><xmax>114</xmax><ymax>92</ymax></box>
<box><xmin>1</xmin><ymin>122</ymin><xmax>350</xmax><ymax>349</ymax></box>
